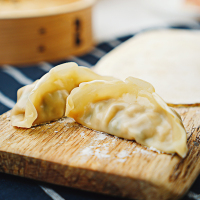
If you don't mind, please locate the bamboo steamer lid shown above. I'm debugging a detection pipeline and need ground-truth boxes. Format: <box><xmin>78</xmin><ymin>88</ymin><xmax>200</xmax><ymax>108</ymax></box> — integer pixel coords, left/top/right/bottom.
<box><xmin>0</xmin><ymin>0</ymin><xmax>95</xmax><ymax>65</ymax></box>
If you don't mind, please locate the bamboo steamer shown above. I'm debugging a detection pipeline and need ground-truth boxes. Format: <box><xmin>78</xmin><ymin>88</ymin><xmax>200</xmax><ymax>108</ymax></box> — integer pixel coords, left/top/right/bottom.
<box><xmin>0</xmin><ymin>0</ymin><xmax>95</xmax><ymax>65</ymax></box>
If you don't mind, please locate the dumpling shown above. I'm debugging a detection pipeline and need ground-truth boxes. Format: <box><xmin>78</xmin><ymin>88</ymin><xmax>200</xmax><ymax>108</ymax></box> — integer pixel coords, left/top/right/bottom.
<box><xmin>65</xmin><ymin>77</ymin><xmax>188</xmax><ymax>158</ymax></box>
<box><xmin>11</xmin><ymin>62</ymin><xmax>114</xmax><ymax>128</ymax></box>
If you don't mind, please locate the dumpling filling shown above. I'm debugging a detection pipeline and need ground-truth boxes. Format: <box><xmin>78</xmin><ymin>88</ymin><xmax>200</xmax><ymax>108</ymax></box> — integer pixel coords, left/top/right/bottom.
<box><xmin>66</xmin><ymin>78</ymin><xmax>188</xmax><ymax>158</ymax></box>
<box><xmin>11</xmin><ymin>62</ymin><xmax>188</xmax><ymax>158</ymax></box>
<box><xmin>11</xmin><ymin>62</ymin><xmax>114</xmax><ymax>128</ymax></box>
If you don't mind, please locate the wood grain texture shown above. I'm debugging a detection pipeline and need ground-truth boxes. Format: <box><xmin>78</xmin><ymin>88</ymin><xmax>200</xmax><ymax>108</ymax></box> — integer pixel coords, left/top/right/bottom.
<box><xmin>0</xmin><ymin>4</ymin><xmax>93</xmax><ymax>65</ymax></box>
<box><xmin>0</xmin><ymin>107</ymin><xmax>199</xmax><ymax>200</ymax></box>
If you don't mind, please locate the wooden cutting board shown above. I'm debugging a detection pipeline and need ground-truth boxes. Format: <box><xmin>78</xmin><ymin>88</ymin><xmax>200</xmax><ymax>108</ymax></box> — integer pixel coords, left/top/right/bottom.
<box><xmin>0</xmin><ymin>107</ymin><xmax>199</xmax><ymax>200</ymax></box>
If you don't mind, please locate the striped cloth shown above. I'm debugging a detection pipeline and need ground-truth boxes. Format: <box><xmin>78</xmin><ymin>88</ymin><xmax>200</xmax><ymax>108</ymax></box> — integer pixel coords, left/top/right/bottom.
<box><xmin>0</xmin><ymin>26</ymin><xmax>199</xmax><ymax>200</ymax></box>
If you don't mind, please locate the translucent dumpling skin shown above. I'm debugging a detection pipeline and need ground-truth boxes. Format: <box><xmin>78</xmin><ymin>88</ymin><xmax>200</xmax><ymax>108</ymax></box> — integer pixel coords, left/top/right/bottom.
<box><xmin>66</xmin><ymin>77</ymin><xmax>188</xmax><ymax>158</ymax></box>
<box><xmin>11</xmin><ymin>62</ymin><xmax>114</xmax><ymax>128</ymax></box>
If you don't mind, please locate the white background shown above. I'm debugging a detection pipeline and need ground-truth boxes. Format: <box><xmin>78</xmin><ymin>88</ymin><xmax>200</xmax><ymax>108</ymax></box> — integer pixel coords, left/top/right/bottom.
<box><xmin>93</xmin><ymin>0</ymin><xmax>200</xmax><ymax>42</ymax></box>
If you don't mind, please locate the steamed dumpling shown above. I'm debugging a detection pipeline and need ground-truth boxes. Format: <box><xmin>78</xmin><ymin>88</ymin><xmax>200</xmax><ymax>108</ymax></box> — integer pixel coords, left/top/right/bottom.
<box><xmin>65</xmin><ymin>77</ymin><xmax>188</xmax><ymax>158</ymax></box>
<box><xmin>11</xmin><ymin>62</ymin><xmax>114</xmax><ymax>128</ymax></box>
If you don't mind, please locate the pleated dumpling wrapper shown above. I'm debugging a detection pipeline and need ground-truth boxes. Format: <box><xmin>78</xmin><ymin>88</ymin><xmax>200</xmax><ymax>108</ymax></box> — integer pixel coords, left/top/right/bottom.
<box><xmin>11</xmin><ymin>62</ymin><xmax>114</xmax><ymax>128</ymax></box>
<box><xmin>66</xmin><ymin>77</ymin><xmax>188</xmax><ymax>158</ymax></box>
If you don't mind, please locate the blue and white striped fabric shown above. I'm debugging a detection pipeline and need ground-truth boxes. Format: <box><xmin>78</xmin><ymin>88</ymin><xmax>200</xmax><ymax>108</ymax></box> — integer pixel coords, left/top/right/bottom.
<box><xmin>0</xmin><ymin>26</ymin><xmax>199</xmax><ymax>200</ymax></box>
